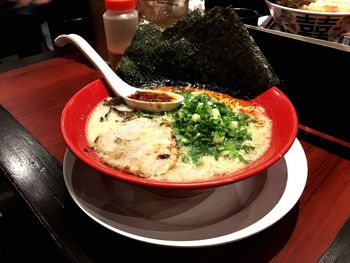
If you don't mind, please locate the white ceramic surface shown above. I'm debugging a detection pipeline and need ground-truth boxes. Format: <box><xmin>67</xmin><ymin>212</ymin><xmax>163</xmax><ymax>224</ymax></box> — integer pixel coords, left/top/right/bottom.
<box><xmin>63</xmin><ymin>139</ymin><xmax>307</xmax><ymax>247</ymax></box>
<box><xmin>54</xmin><ymin>34</ymin><xmax>183</xmax><ymax>112</ymax></box>
<box><xmin>264</xmin><ymin>0</ymin><xmax>350</xmax><ymax>41</ymax></box>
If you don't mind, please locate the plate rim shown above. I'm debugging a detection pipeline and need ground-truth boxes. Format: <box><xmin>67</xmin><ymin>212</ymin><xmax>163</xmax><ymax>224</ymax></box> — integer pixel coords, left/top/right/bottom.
<box><xmin>63</xmin><ymin>138</ymin><xmax>307</xmax><ymax>247</ymax></box>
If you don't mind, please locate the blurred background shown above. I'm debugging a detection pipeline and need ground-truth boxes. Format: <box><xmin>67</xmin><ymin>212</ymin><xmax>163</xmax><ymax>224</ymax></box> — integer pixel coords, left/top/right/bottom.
<box><xmin>0</xmin><ymin>0</ymin><xmax>269</xmax><ymax>64</ymax></box>
<box><xmin>0</xmin><ymin>0</ymin><xmax>93</xmax><ymax>63</ymax></box>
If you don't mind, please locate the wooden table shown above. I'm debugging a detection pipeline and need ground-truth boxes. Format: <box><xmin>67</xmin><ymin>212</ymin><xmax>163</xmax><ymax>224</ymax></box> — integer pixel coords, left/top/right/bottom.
<box><xmin>0</xmin><ymin>37</ymin><xmax>350</xmax><ymax>262</ymax></box>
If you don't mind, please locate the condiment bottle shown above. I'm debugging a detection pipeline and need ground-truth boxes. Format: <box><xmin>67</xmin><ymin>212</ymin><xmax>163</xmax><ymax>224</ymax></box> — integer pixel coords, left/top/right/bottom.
<box><xmin>103</xmin><ymin>0</ymin><xmax>139</xmax><ymax>69</ymax></box>
<box><xmin>138</xmin><ymin>0</ymin><xmax>189</xmax><ymax>28</ymax></box>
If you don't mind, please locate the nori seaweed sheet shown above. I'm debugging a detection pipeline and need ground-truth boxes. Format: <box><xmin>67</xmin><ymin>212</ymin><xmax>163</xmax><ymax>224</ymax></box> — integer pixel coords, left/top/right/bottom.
<box><xmin>116</xmin><ymin>6</ymin><xmax>279</xmax><ymax>100</ymax></box>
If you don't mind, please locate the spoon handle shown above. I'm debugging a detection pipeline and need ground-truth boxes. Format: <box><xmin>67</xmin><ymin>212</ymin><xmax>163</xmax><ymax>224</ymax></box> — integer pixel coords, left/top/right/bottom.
<box><xmin>54</xmin><ymin>34</ymin><xmax>135</xmax><ymax>97</ymax></box>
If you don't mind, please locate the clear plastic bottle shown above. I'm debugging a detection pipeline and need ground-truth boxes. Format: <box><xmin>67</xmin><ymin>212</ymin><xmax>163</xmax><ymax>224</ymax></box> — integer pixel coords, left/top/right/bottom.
<box><xmin>103</xmin><ymin>0</ymin><xmax>139</xmax><ymax>69</ymax></box>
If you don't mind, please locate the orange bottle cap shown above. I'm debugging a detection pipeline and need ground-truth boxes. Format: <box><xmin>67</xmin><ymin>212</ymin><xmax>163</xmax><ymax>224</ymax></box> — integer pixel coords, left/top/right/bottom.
<box><xmin>105</xmin><ymin>0</ymin><xmax>136</xmax><ymax>10</ymax></box>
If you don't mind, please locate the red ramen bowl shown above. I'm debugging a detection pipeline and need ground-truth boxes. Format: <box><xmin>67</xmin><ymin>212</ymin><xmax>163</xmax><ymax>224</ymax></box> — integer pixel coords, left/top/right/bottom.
<box><xmin>61</xmin><ymin>79</ymin><xmax>298</xmax><ymax>190</ymax></box>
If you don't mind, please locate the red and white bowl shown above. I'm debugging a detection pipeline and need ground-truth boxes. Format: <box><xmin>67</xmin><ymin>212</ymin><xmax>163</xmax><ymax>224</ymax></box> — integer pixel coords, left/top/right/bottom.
<box><xmin>265</xmin><ymin>0</ymin><xmax>350</xmax><ymax>41</ymax></box>
<box><xmin>61</xmin><ymin>79</ymin><xmax>298</xmax><ymax>194</ymax></box>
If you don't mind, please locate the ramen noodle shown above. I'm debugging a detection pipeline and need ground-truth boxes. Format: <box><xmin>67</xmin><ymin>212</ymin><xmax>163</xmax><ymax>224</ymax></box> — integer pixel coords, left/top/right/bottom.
<box><xmin>275</xmin><ymin>0</ymin><xmax>350</xmax><ymax>12</ymax></box>
<box><xmin>303</xmin><ymin>0</ymin><xmax>350</xmax><ymax>12</ymax></box>
<box><xmin>86</xmin><ymin>87</ymin><xmax>272</xmax><ymax>182</ymax></box>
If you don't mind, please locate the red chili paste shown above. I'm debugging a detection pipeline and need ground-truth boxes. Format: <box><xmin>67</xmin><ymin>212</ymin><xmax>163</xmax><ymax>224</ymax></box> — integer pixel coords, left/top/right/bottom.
<box><xmin>128</xmin><ymin>91</ymin><xmax>174</xmax><ymax>102</ymax></box>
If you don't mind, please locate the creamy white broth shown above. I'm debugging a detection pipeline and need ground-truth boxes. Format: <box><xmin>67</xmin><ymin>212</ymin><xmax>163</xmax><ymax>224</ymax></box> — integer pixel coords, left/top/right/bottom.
<box><xmin>86</xmin><ymin>88</ymin><xmax>272</xmax><ymax>182</ymax></box>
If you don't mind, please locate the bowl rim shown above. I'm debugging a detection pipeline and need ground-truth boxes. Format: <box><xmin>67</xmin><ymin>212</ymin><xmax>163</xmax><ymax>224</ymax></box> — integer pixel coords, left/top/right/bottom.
<box><xmin>265</xmin><ymin>0</ymin><xmax>350</xmax><ymax>16</ymax></box>
<box><xmin>61</xmin><ymin>80</ymin><xmax>298</xmax><ymax>190</ymax></box>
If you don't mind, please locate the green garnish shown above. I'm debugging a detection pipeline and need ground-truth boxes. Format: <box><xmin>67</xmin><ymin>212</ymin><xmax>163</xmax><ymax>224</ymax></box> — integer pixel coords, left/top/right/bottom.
<box><xmin>105</xmin><ymin>90</ymin><xmax>257</xmax><ymax>165</ymax></box>
<box><xmin>169</xmin><ymin>91</ymin><xmax>256</xmax><ymax>164</ymax></box>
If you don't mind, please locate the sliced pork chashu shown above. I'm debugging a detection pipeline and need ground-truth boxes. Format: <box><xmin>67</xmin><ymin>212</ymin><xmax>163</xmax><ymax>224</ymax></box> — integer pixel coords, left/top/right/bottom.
<box><xmin>94</xmin><ymin>117</ymin><xmax>179</xmax><ymax>179</ymax></box>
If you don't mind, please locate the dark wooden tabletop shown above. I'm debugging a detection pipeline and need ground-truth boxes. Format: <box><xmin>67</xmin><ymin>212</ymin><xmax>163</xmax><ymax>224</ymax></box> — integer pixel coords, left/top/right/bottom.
<box><xmin>0</xmin><ymin>29</ymin><xmax>350</xmax><ymax>262</ymax></box>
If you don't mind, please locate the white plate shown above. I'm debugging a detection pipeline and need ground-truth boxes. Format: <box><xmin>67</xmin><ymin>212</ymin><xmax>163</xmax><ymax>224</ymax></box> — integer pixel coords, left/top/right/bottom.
<box><xmin>63</xmin><ymin>139</ymin><xmax>307</xmax><ymax>247</ymax></box>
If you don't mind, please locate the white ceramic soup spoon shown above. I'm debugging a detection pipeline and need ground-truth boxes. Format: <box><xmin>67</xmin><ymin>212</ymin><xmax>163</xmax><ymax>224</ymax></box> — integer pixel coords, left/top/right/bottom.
<box><xmin>54</xmin><ymin>34</ymin><xmax>183</xmax><ymax>112</ymax></box>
